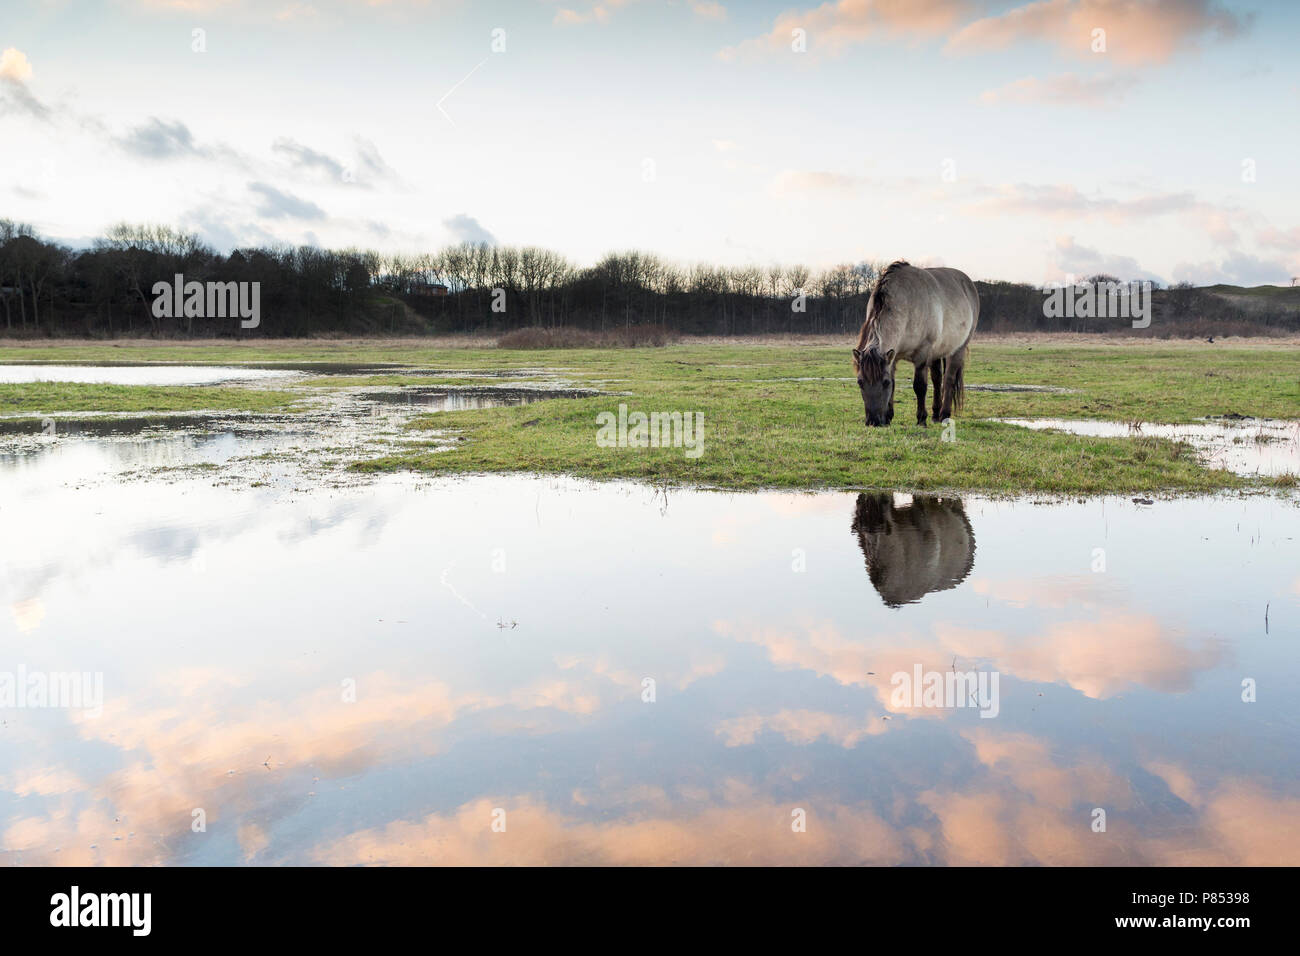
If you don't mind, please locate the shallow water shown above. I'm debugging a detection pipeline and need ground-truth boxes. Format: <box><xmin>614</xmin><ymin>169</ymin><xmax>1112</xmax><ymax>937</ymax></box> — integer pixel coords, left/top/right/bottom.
<box><xmin>1001</xmin><ymin>418</ymin><xmax>1300</xmax><ymax>477</ymax></box>
<box><xmin>360</xmin><ymin>386</ymin><xmax>596</xmax><ymax>411</ymax></box>
<box><xmin>0</xmin><ymin>388</ymin><xmax>433</xmax><ymax>490</ymax></box>
<box><xmin>0</xmin><ymin>365</ymin><xmax>295</xmax><ymax>386</ymax></box>
<box><xmin>0</xmin><ymin>361</ymin><xmax>408</xmax><ymax>374</ymax></box>
<box><xmin>1</xmin><ymin>424</ymin><xmax>1297</xmax><ymax>864</ymax></box>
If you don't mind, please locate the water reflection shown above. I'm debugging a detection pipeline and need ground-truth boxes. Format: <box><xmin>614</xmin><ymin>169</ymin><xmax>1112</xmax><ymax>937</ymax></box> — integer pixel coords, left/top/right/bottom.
<box><xmin>0</xmin><ymin>433</ymin><xmax>1297</xmax><ymax>866</ymax></box>
<box><xmin>359</xmin><ymin>386</ymin><xmax>595</xmax><ymax>410</ymax></box>
<box><xmin>852</xmin><ymin>493</ymin><xmax>976</xmax><ymax>607</ymax></box>
<box><xmin>0</xmin><ymin>365</ymin><xmax>293</xmax><ymax>386</ymax></box>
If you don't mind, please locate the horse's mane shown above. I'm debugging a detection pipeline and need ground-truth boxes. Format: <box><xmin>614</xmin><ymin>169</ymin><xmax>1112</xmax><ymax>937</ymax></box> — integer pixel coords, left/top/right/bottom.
<box><xmin>856</xmin><ymin>259</ymin><xmax>910</xmax><ymax>350</ymax></box>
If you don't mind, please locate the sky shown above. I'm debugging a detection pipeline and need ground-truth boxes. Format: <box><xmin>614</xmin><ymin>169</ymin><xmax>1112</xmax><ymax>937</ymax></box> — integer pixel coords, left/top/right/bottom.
<box><xmin>1</xmin><ymin>0</ymin><xmax>1298</xmax><ymax>285</ymax></box>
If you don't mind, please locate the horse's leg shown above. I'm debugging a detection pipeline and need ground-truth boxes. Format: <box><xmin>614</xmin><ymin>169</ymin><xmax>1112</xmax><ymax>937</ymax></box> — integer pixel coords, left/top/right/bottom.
<box><xmin>913</xmin><ymin>362</ymin><xmax>928</xmax><ymax>426</ymax></box>
<box><xmin>887</xmin><ymin>358</ymin><xmax>897</xmax><ymax>424</ymax></box>
<box><xmin>938</xmin><ymin>348</ymin><xmax>967</xmax><ymax>421</ymax></box>
<box><xmin>930</xmin><ymin>359</ymin><xmax>943</xmax><ymax>421</ymax></box>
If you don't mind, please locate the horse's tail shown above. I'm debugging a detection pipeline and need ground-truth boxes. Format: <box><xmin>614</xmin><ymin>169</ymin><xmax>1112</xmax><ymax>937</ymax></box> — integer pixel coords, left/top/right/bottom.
<box><xmin>952</xmin><ymin>358</ymin><xmax>966</xmax><ymax>412</ymax></box>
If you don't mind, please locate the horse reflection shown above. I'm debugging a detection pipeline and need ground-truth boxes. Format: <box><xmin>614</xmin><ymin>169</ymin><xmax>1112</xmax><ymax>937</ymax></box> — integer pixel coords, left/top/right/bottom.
<box><xmin>852</xmin><ymin>494</ymin><xmax>976</xmax><ymax>607</ymax></box>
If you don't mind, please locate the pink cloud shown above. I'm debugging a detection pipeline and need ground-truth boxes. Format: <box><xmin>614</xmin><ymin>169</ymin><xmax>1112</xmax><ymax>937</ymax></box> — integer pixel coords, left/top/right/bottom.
<box><xmin>965</xmin><ymin>182</ymin><xmax>1197</xmax><ymax>222</ymax></box>
<box><xmin>720</xmin><ymin>0</ymin><xmax>974</xmax><ymax>60</ymax></box>
<box><xmin>768</xmin><ymin>169</ymin><xmax>869</xmax><ymax>196</ymax></box>
<box><xmin>1257</xmin><ymin>225</ymin><xmax>1300</xmax><ymax>252</ymax></box>
<box><xmin>947</xmin><ymin>0</ymin><xmax>1246</xmax><ymax>65</ymax></box>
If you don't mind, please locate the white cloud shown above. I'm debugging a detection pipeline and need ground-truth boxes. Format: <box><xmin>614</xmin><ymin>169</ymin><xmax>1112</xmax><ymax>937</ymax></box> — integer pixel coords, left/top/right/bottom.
<box><xmin>0</xmin><ymin>47</ymin><xmax>49</xmax><ymax>120</ymax></box>
<box><xmin>768</xmin><ymin>169</ymin><xmax>868</xmax><ymax>197</ymax></box>
<box><xmin>0</xmin><ymin>48</ymin><xmax>34</xmax><ymax>82</ymax></box>
<box><xmin>1046</xmin><ymin>236</ymin><xmax>1164</xmax><ymax>283</ymax></box>
<box><xmin>1171</xmin><ymin>252</ymin><xmax>1291</xmax><ymax>287</ymax></box>
<box><xmin>979</xmin><ymin>73</ymin><xmax>1136</xmax><ymax>107</ymax></box>
<box><xmin>443</xmin><ymin>213</ymin><xmax>497</xmax><ymax>245</ymax></box>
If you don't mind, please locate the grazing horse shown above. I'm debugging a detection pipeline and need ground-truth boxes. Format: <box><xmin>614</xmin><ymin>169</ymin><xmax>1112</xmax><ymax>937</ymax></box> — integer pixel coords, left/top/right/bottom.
<box><xmin>852</xmin><ymin>261</ymin><xmax>979</xmax><ymax>427</ymax></box>
<box><xmin>851</xmin><ymin>493</ymin><xmax>976</xmax><ymax>607</ymax></box>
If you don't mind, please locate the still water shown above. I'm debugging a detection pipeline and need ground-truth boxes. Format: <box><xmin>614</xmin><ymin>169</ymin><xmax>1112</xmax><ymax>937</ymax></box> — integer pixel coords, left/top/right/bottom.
<box><xmin>1001</xmin><ymin>418</ymin><xmax>1300</xmax><ymax>478</ymax></box>
<box><xmin>360</xmin><ymin>387</ymin><xmax>596</xmax><ymax>411</ymax></box>
<box><xmin>0</xmin><ymin>365</ymin><xmax>295</xmax><ymax>386</ymax></box>
<box><xmin>0</xmin><ymin>428</ymin><xmax>1297</xmax><ymax>865</ymax></box>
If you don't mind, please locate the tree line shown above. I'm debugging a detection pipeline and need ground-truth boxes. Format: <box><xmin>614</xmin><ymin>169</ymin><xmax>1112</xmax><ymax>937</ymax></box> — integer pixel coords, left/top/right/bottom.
<box><xmin>1</xmin><ymin>219</ymin><xmax>1294</xmax><ymax>338</ymax></box>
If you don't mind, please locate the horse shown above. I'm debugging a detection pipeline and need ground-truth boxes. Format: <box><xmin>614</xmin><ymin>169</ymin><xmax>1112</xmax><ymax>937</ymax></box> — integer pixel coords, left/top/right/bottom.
<box><xmin>852</xmin><ymin>261</ymin><xmax>979</xmax><ymax>427</ymax></box>
<box><xmin>851</xmin><ymin>493</ymin><xmax>976</xmax><ymax>607</ymax></box>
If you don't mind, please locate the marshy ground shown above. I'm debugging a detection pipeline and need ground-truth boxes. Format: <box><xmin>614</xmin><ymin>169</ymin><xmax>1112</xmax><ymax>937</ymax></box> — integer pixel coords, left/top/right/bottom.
<box><xmin>2</xmin><ymin>334</ymin><xmax>1297</xmax><ymax>494</ymax></box>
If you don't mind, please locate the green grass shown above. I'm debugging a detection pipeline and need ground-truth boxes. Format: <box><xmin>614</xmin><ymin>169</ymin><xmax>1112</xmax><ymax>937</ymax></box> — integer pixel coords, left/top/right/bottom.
<box><xmin>358</xmin><ymin>392</ymin><xmax>1240</xmax><ymax>493</ymax></box>
<box><xmin>4</xmin><ymin>336</ymin><xmax>1296</xmax><ymax>417</ymax></box>
<box><xmin>8</xmin><ymin>336</ymin><xmax>1286</xmax><ymax>423</ymax></box>
<box><xmin>3</xmin><ymin>338</ymin><xmax>1296</xmax><ymax>492</ymax></box>
<box><xmin>965</xmin><ymin>342</ymin><xmax>1300</xmax><ymax>422</ymax></box>
<box><xmin>345</xmin><ymin>339</ymin><xmax>1297</xmax><ymax>492</ymax></box>
<box><xmin>0</xmin><ymin>382</ymin><xmax>300</xmax><ymax>414</ymax></box>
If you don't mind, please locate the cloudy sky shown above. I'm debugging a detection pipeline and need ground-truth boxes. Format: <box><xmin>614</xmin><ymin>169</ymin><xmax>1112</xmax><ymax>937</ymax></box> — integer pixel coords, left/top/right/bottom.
<box><xmin>1</xmin><ymin>0</ymin><xmax>1297</xmax><ymax>285</ymax></box>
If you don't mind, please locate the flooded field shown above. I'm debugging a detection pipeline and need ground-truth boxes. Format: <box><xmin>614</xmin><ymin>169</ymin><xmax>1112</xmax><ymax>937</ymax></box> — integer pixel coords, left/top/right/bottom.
<box><xmin>1</xmin><ymin>397</ymin><xmax>1297</xmax><ymax>864</ymax></box>
<box><xmin>0</xmin><ymin>364</ymin><xmax>297</xmax><ymax>386</ymax></box>
<box><xmin>1001</xmin><ymin>418</ymin><xmax>1300</xmax><ymax>478</ymax></box>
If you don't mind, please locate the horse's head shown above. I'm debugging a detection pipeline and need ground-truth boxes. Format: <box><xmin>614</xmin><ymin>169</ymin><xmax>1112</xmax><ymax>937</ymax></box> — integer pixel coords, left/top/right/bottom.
<box><xmin>853</xmin><ymin>345</ymin><xmax>896</xmax><ymax>427</ymax></box>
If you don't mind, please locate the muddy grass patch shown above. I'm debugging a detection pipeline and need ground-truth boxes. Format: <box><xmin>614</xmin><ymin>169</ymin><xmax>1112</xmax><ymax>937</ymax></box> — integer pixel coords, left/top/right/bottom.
<box><xmin>359</xmin><ymin>385</ymin><xmax>601</xmax><ymax>411</ymax></box>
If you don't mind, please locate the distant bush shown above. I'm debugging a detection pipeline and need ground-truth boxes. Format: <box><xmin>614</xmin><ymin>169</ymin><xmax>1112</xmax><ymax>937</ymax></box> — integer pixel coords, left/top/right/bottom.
<box><xmin>1139</xmin><ymin>316</ymin><xmax>1293</xmax><ymax>339</ymax></box>
<box><xmin>3</xmin><ymin>214</ymin><xmax>1295</xmax><ymax>338</ymax></box>
<box><xmin>496</xmin><ymin>325</ymin><xmax>678</xmax><ymax>349</ymax></box>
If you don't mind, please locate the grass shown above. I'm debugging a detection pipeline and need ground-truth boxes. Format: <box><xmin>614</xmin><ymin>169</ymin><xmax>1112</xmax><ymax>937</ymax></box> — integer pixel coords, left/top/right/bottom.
<box><xmin>358</xmin><ymin>391</ymin><xmax>1241</xmax><ymax>493</ymax></box>
<box><xmin>9</xmin><ymin>335</ymin><xmax>1292</xmax><ymax>422</ymax></box>
<box><xmin>965</xmin><ymin>342</ymin><xmax>1300</xmax><ymax>422</ymax></box>
<box><xmin>350</xmin><ymin>339</ymin><xmax>1297</xmax><ymax>492</ymax></box>
<box><xmin>496</xmin><ymin>325</ymin><xmax>677</xmax><ymax>348</ymax></box>
<box><xmin>0</xmin><ymin>382</ymin><xmax>300</xmax><ymax>415</ymax></box>
<box><xmin>3</xmin><ymin>337</ymin><xmax>1297</xmax><ymax>492</ymax></box>
<box><xmin>1205</xmin><ymin>284</ymin><xmax>1300</xmax><ymax>301</ymax></box>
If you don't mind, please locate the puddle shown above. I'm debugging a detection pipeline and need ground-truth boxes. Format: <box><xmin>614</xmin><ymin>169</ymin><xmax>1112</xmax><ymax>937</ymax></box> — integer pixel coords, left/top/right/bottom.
<box><xmin>0</xmin><ymin>444</ymin><xmax>1297</xmax><ymax>864</ymax></box>
<box><xmin>0</xmin><ymin>360</ymin><xmax>411</xmax><ymax>374</ymax></box>
<box><xmin>0</xmin><ymin>390</ymin><xmax>442</xmax><ymax>490</ymax></box>
<box><xmin>0</xmin><ymin>365</ymin><xmax>296</xmax><ymax>386</ymax></box>
<box><xmin>0</xmin><ymin>377</ymin><xmax>595</xmax><ymax>488</ymax></box>
<box><xmin>1000</xmin><ymin>418</ymin><xmax>1300</xmax><ymax>477</ymax></box>
<box><xmin>359</xmin><ymin>386</ymin><xmax>597</xmax><ymax>410</ymax></box>
<box><xmin>0</xmin><ymin>414</ymin><xmax>256</xmax><ymax>437</ymax></box>
<box><xmin>0</xmin><ymin>364</ymin><xmax>1297</xmax><ymax>865</ymax></box>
